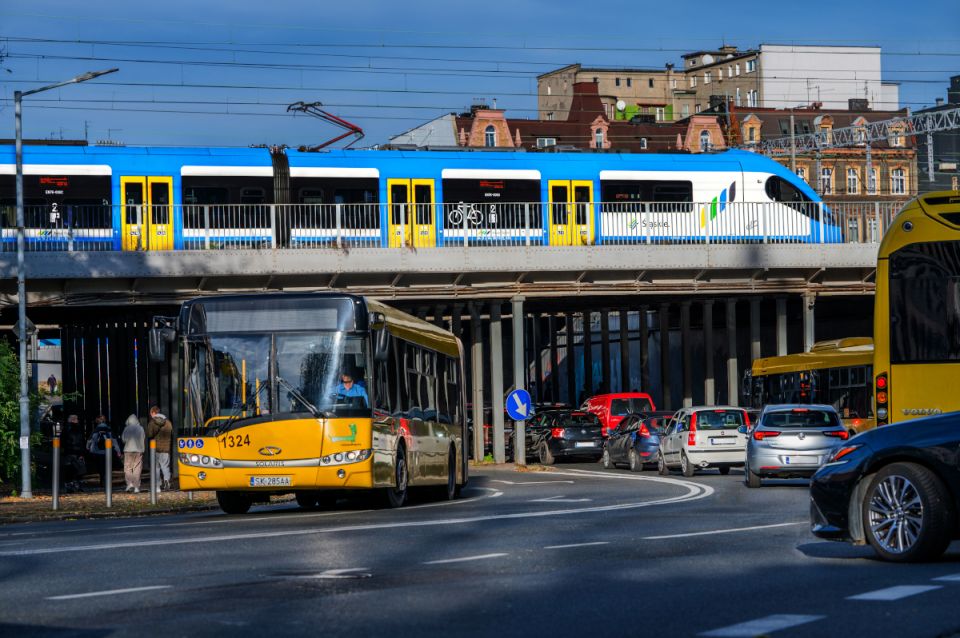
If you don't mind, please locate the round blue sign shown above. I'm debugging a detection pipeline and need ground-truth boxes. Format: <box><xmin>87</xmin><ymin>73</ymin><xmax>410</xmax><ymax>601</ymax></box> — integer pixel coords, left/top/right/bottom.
<box><xmin>196</xmin><ymin>439</ymin><xmax>204</xmax><ymax>449</ymax></box>
<box><xmin>506</xmin><ymin>389</ymin><xmax>533</xmax><ymax>421</ymax></box>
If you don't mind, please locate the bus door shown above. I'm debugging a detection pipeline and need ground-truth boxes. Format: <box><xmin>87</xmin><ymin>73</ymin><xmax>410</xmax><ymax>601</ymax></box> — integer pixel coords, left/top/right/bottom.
<box><xmin>121</xmin><ymin>176</ymin><xmax>173</xmax><ymax>250</ymax></box>
<box><xmin>548</xmin><ymin>180</ymin><xmax>594</xmax><ymax>246</ymax></box>
<box><xmin>387</xmin><ymin>179</ymin><xmax>436</xmax><ymax>248</ymax></box>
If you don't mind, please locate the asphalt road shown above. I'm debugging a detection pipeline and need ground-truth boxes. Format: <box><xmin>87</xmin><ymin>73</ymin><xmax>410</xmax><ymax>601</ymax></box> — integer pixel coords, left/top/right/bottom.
<box><xmin>2</xmin><ymin>462</ymin><xmax>960</xmax><ymax>638</ymax></box>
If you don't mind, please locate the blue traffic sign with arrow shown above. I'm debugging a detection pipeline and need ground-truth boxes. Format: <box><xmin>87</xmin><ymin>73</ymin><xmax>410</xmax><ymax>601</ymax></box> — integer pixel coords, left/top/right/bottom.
<box><xmin>505</xmin><ymin>388</ymin><xmax>533</xmax><ymax>421</ymax></box>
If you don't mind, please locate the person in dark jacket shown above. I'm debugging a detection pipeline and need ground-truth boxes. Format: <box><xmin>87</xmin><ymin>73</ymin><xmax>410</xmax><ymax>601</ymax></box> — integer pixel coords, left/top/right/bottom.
<box><xmin>86</xmin><ymin>416</ymin><xmax>121</xmax><ymax>488</ymax></box>
<box><xmin>146</xmin><ymin>406</ymin><xmax>174</xmax><ymax>490</ymax></box>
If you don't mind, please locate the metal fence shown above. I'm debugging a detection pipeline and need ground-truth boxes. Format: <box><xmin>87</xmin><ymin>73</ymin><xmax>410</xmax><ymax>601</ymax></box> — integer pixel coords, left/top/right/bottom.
<box><xmin>1</xmin><ymin>200</ymin><xmax>907</xmax><ymax>252</ymax></box>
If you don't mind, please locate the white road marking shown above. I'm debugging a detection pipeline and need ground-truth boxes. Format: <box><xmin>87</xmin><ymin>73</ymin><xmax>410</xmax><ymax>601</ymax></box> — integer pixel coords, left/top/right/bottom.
<box><xmin>490</xmin><ymin>479</ymin><xmax>575</xmax><ymax>485</ymax></box>
<box><xmin>642</xmin><ymin>522</ymin><xmax>805</xmax><ymax>540</ymax></box>
<box><xmin>544</xmin><ymin>541</ymin><xmax>609</xmax><ymax>550</ymax></box>
<box><xmin>46</xmin><ymin>585</ymin><xmax>172</xmax><ymax>601</ymax></box>
<box><xmin>424</xmin><ymin>553</ymin><xmax>508</xmax><ymax>565</ymax></box>
<box><xmin>294</xmin><ymin>568</ymin><xmax>372</xmax><ymax>579</ymax></box>
<box><xmin>847</xmin><ymin>585</ymin><xmax>942</xmax><ymax>601</ymax></box>
<box><xmin>700</xmin><ymin>614</ymin><xmax>824</xmax><ymax>637</ymax></box>
<box><xmin>933</xmin><ymin>573</ymin><xmax>960</xmax><ymax>582</ymax></box>
<box><xmin>530</xmin><ymin>495</ymin><xmax>592</xmax><ymax>503</ymax></box>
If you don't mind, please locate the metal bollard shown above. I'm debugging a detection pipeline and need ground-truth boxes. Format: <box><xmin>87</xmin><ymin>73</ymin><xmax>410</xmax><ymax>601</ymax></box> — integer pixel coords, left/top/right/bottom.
<box><xmin>149</xmin><ymin>439</ymin><xmax>158</xmax><ymax>505</ymax></box>
<box><xmin>104</xmin><ymin>438</ymin><xmax>113</xmax><ymax>508</ymax></box>
<box><xmin>51</xmin><ymin>436</ymin><xmax>61</xmax><ymax>511</ymax></box>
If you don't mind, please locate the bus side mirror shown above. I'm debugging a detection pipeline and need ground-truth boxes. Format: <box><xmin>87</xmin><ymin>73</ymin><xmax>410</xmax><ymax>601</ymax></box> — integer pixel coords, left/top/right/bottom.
<box><xmin>373</xmin><ymin>326</ymin><xmax>390</xmax><ymax>363</ymax></box>
<box><xmin>149</xmin><ymin>328</ymin><xmax>175</xmax><ymax>362</ymax></box>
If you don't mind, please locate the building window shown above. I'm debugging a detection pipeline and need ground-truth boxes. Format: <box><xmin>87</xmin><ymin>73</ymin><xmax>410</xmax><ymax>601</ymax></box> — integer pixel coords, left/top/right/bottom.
<box><xmin>748</xmin><ymin>127</ymin><xmax>756</xmax><ymax>142</ymax></box>
<box><xmin>868</xmin><ymin>167</ymin><xmax>878</xmax><ymax>194</ymax></box>
<box><xmin>747</xmin><ymin>59</ymin><xmax>756</xmax><ymax>73</ymax></box>
<box><xmin>547</xmin><ymin>86</ymin><xmax>552</xmax><ymax>96</ymax></box>
<box><xmin>649</xmin><ymin>78</ymin><xmax>654</xmax><ymax>88</ymax></box>
<box><xmin>820</xmin><ymin>125</ymin><xmax>832</xmax><ymax>144</ymax></box>
<box><xmin>627</xmin><ymin>78</ymin><xmax>632</xmax><ymax>88</ymax></box>
<box><xmin>546</xmin><ymin>112</ymin><xmax>554</xmax><ymax>121</ymax></box>
<box><xmin>820</xmin><ymin>167</ymin><xmax>833</xmax><ymax>195</ymax></box>
<box><xmin>695</xmin><ymin>104</ymin><xmax>701</xmax><ymax>113</ymax></box>
<box><xmin>655</xmin><ymin>107</ymin><xmax>665</xmax><ymax>121</ymax></box>
<box><xmin>847</xmin><ymin>168</ymin><xmax>859</xmax><ymax>194</ymax></box>
<box><xmin>704</xmin><ymin>71</ymin><xmax>711</xmax><ymax>84</ymax></box>
<box><xmin>735</xmin><ymin>63</ymin><xmax>740</xmax><ymax>76</ymax></box>
<box><xmin>595</xmin><ymin>128</ymin><xmax>604</xmax><ymax>149</ymax></box>
<box><xmin>593</xmin><ymin>77</ymin><xmax>598</xmax><ymax>84</ymax></box>
<box><xmin>671</xmin><ymin>78</ymin><xmax>677</xmax><ymax>89</ymax></box>
<box><xmin>700</xmin><ymin>130</ymin><xmax>711</xmax><ymax>152</ymax></box>
<box><xmin>690</xmin><ymin>75</ymin><xmax>697</xmax><ymax>88</ymax></box>
<box><xmin>640</xmin><ymin>138</ymin><xmax>648</xmax><ymax>149</ymax></box>
<box><xmin>536</xmin><ymin>137</ymin><xmax>557</xmax><ymax>149</ymax></box>
<box><xmin>891</xmin><ymin>168</ymin><xmax>906</xmax><ymax>195</ymax></box>
<box><xmin>615</xmin><ymin>77</ymin><xmax>621</xmax><ymax>87</ymax></box>
<box><xmin>747</xmin><ymin>90</ymin><xmax>758</xmax><ymax>108</ymax></box>
<box><xmin>484</xmin><ymin>125</ymin><xmax>496</xmax><ymax>147</ymax></box>
<box><xmin>682</xmin><ymin>104</ymin><xmax>690</xmax><ymax>117</ymax></box>
<box><xmin>797</xmin><ymin>167</ymin><xmax>806</xmax><ymax>182</ymax></box>
<box><xmin>735</xmin><ymin>87</ymin><xmax>742</xmax><ymax>107</ymax></box>
<box><xmin>728</xmin><ymin>65</ymin><xmax>733</xmax><ymax>78</ymax></box>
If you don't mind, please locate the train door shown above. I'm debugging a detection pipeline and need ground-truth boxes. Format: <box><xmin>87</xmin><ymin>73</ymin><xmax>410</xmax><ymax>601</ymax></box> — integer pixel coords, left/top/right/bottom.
<box><xmin>387</xmin><ymin>179</ymin><xmax>436</xmax><ymax>248</ymax></box>
<box><xmin>121</xmin><ymin>176</ymin><xmax>173</xmax><ymax>250</ymax></box>
<box><xmin>547</xmin><ymin>180</ymin><xmax>594</xmax><ymax>246</ymax></box>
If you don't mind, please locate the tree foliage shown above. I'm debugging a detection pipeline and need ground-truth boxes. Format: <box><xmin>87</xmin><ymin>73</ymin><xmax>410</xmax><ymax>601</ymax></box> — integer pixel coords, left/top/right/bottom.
<box><xmin>0</xmin><ymin>340</ymin><xmax>41</xmax><ymax>486</ymax></box>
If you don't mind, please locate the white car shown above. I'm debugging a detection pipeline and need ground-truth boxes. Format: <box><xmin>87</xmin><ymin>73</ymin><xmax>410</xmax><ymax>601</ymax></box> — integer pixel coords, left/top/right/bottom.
<box><xmin>658</xmin><ymin>406</ymin><xmax>750</xmax><ymax>477</ymax></box>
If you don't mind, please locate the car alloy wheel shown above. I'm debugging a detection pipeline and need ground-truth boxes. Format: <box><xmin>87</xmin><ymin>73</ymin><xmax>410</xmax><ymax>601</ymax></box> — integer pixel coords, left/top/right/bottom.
<box><xmin>602</xmin><ymin>448</ymin><xmax>613</xmax><ymax>470</ymax></box>
<box><xmin>867</xmin><ymin>474</ymin><xmax>924</xmax><ymax>555</ymax></box>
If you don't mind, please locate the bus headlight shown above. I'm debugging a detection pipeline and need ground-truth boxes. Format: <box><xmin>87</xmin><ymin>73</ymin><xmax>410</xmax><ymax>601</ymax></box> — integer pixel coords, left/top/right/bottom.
<box><xmin>320</xmin><ymin>449</ymin><xmax>371</xmax><ymax>467</ymax></box>
<box><xmin>181</xmin><ymin>453</ymin><xmax>223</xmax><ymax>468</ymax></box>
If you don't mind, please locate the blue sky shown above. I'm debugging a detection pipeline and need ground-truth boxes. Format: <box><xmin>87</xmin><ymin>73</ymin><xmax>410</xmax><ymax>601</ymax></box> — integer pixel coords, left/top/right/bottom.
<box><xmin>1</xmin><ymin>0</ymin><xmax>957</xmax><ymax>147</ymax></box>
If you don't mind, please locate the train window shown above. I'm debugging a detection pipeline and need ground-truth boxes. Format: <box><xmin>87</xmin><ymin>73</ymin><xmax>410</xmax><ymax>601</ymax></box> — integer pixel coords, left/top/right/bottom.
<box><xmin>183</xmin><ymin>187</ymin><xmax>228</xmax><ymax>205</ymax></box>
<box><xmin>414</xmin><ymin>184</ymin><xmax>433</xmax><ymax>224</ymax></box>
<box><xmin>300</xmin><ymin>189</ymin><xmax>324</xmax><ymax>204</ymax></box>
<box><xmin>150</xmin><ymin>182</ymin><xmax>170</xmax><ymax>224</ymax></box>
<box><xmin>125</xmin><ymin>182</ymin><xmax>144</xmax><ymax>224</ymax></box>
<box><xmin>574</xmin><ymin>185</ymin><xmax>590</xmax><ymax>225</ymax></box>
<box><xmin>240</xmin><ymin>188</ymin><xmax>265</xmax><ymax>205</ymax></box>
<box><xmin>765</xmin><ymin>176</ymin><xmax>813</xmax><ymax>215</ymax></box>
<box><xmin>391</xmin><ymin>183</ymin><xmax>408</xmax><ymax>224</ymax></box>
<box><xmin>600</xmin><ymin>180</ymin><xmax>693</xmax><ymax>212</ymax></box>
<box><xmin>551</xmin><ymin>185</ymin><xmax>569</xmax><ymax>224</ymax></box>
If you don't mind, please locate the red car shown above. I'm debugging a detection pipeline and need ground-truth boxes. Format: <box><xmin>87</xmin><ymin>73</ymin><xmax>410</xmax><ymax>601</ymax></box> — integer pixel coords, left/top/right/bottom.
<box><xmin>581</xmin><ymin>392</ymin><xmax>657</xmax><ymax>437</ymax></box>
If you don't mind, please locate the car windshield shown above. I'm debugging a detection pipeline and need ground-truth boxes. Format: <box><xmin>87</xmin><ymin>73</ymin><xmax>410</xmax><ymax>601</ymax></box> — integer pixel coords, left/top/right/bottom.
<box><xmin>610</xmin><ymin>398</ymin><xmax>653</xmax><ymax>416</ymax></box>
<box><xmin>761</xmin><ymin>409</ymin><xmax>840</xmax><ymax>428</ymax></box>
<box><xmin>185</xmin><ymin>331</ymin><xmax>369</xmax><ymax>434</ymax></box>
<box><xmin>557</xmin><ymin>413</ymin><xmax>599</xmax><ymax>427</ymax></box>
<box><xmin>695</xmin><ymin>410</ymin><xmax>745</xmax><ymax>430</ymax></box>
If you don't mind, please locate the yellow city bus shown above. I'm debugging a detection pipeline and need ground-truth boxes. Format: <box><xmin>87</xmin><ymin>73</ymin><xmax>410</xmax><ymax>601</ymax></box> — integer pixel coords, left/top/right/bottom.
<box><xmin>152</xmin><ymin>293</ymin><xmax>468</xmax><ymax>514</ymax></box>
<box><xmin>744</xmin><ymin>337</ymin><xmax>875</xmax><ymax>433</ymax></box>
<box><xmin>874</xmin><ymin>191</ymin><xmax>960</xmax><ymax>426</ymax></box>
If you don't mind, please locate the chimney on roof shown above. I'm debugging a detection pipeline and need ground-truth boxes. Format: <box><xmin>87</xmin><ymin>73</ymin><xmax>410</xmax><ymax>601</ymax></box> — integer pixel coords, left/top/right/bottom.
<box><xmin>949</xmin><ymin>75</ymin><xmax>960</xmax><ymax>104</ymax></box>
<box><xmin>936</xmin><ymin>98</ymin><xmax>945</xmax><ymax>107</ymax></box>
<box><xmin>719</xmin><ymin>45</ymin><xmax>738</xmax><ymax>54</ymax></box>
<box><xmin>848</xmin><ymin>98</ymin><xmax>869</xmax><ymax>111</ymax></box>
<box><xmin>666</xmin><ymin>63</ymin><xmax>674</xmax><ymax>71</ymax></box>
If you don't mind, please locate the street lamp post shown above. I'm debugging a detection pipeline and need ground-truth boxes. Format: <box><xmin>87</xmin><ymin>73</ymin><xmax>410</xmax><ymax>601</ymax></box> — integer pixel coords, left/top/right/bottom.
<box><xmin>15</xmin><ymin>68</ymin><xmax>118</xmax><ymax>498</ymax></box>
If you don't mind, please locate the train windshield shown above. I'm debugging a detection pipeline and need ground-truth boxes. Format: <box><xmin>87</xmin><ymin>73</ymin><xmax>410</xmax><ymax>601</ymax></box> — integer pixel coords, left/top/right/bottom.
<box><xmin>185</xmin><ymin>332</ymin><xmax>371</xmax><ymax>434</ymax></box>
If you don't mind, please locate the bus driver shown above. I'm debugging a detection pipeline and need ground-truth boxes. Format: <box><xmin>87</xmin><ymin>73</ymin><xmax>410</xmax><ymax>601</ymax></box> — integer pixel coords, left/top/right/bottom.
<box><xmin>335</xmin><ymin>367</ymin><xmax>369</xmax><ymax>407</ymax></box>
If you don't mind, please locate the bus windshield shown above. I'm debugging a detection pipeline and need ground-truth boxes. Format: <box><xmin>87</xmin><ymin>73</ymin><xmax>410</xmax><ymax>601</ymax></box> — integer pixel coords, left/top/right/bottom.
<box><xmin>185</xmin><ymin>331</ymin><xmax>369</xmax><ymax>433</ymax></box>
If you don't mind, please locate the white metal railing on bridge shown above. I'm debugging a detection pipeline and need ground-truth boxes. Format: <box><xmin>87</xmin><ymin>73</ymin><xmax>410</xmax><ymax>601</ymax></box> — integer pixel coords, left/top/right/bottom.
<box><xmin>1</xmin><ymin>201</ymin><xmax>906</xmax><ymax>252</ymax></box>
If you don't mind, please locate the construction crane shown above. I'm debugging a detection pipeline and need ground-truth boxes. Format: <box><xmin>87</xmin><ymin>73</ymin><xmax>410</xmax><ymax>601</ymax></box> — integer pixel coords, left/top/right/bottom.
<box><xmin>287</xmin><ymin>101</ymin><xmax>365</xmax><ymax>151</ymax></box>
<box><xmin>752</xmin><ymin>105</ymin><xmax>960</xmax><ymax>184</ymax></box>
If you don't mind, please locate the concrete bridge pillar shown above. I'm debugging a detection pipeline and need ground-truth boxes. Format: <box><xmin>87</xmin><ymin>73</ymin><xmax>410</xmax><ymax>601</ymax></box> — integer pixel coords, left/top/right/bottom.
<box><xmin>469</xmin><ymin>304</ymin><xmax>485</xmax><ymax>462</ymax></box>
<box><xmin>600</xmin><ymin>310</ymin><xmax>611</xmax><ymax>394</ymax></box>
<box><xmin>803</xmin><ymin>293</ymin><xmax>816</xmax><ymax>352</ymax></box>
<box><xmin>619</xmin><ymin>309</ymin><xmax>630</xmax><ymax>393</ymax></box>
<box><xmin>726</xmin><ymin>298</ymin><xmax>739</xmax><ymax>407</ymax></box>
<box><xmin>750</xmin><ymin>297</ymin><xmax>762</xmax><ymax>362</ymax></box>
<box><xmin>565</xmin><ymin>314</ymin><xmax>576</xmax><ymax>406</ymax></box>
<box><xmin>703</xmin><ymin>300</ymin><xmax>715</xmax><ymax>405</ymax></box>
<box><xmin>681</xmin><ymin>301</ymin><xmax>692</xmax><ymax>408</ymax></box>
<box><xmin>640</xmin><ymin>306</ymin><xmax>650</xmax><ymax>395</ymax></box>
<box><xmin>776</xmin><ymin>297</ymin><xmax>788</xmax><ymax>356</ymax></box>
<box><xmin>582</xmin><ymin>312</ymin><xmax>594</xmax><ymax>400</ymax></box>
<box><xmin>549</xmin><ymin>315</ymin><xmax>560</xmax><ymax>403</ymax></box>
<box><xmin>659</xmin><ymin>303</ymin><xmax>671</xmax><ymax>411</ymax></box>
<box><xmin>489</xmin><ymin>301</ymin><xmax>505</xmax><ymax>464</ymax></box>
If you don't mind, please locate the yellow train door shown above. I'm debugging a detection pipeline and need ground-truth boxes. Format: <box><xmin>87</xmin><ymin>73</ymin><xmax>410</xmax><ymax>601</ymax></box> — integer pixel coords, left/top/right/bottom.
<box><xmin>388</xmin><ymin>179</ymin><xmax>436</xmax><ymax>248</ymax></box>
<box><xmin>121</xmin><ymin>176</ymin><xmax>173</xmax><ymax>250</ymax></box>
<box><xmin>571</xmin><ymin>180</ymin><xmax>594</xmax><ymax>246</ymax></box>
<box><xmin>548</xmin><ymin>180</ymin><xmax>572</xmax><ymax>246</ymax></box>
<box><xmin>548</xmin><ymin>180</ymin><xmax>594</xmax><ymax>246</ymax></box>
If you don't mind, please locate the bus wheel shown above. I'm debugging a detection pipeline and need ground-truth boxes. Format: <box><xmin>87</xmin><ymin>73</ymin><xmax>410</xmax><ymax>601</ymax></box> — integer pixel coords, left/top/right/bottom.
<box><xmin>438</xmin><ymin>447</ymin><xmax>457</xmax><ymax>501</ymax></box>
<box><xmin>384</xmin><ymin>445</ymin><xmax>409</xmax><ymax>508</ymax></box>
<box><xmin>217</xmin><ymin>491</ymin><xmax>252</xmax><ymax>515</ymax></box>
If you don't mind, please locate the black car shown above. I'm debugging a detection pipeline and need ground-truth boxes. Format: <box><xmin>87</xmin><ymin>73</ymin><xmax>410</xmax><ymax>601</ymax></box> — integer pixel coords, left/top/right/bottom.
<box><xmin>602</xmin><ymin>413</ymin><xmax>662</xmax><ymax>472</ymax></box>
<box><xmin>531</xmin><ymin>410</ymin><xmax>604</xmax><ymax>465</ymax></box>
<box><xmin>810</xmin><ymin>411</ymin><xmax>960</xmax><ymax>562</ymax></box>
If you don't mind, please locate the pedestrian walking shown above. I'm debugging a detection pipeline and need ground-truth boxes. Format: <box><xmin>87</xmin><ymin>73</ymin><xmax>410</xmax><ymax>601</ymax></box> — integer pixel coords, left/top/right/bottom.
<box><xmin>46</xmin><ymin>373</ymin><xmax>58</xmax><ymax>394</ymax></box>
<box><xmin>121</xmin><ymin>414</ymin><xmax>145</xmax><ymax>493</ymax></box>
<box><xmin>86</xmin><ymin>416</ymin><xmax>120</xmax><ymax>488</ymax></box>
<box><xmin>146</xmin><ymin>406</ymin><xmax>174</xmax><ymax>491</ymax></box>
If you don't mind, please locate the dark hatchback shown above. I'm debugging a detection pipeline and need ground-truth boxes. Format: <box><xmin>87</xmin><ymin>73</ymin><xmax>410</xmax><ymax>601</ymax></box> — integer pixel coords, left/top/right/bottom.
<box><xmin>532</xmin><ymin>411</ymin><xmax>604</xmax><ymax>465</ymax></box>
<box><xmin>602</xmin><ymin>413</ymin><xmax>663</xmax><ymax>472</ymax></box>
<box><xmin>810</xmin><ymin>411</ymin><xmax>960</xmax><ymax>562</ymax></box>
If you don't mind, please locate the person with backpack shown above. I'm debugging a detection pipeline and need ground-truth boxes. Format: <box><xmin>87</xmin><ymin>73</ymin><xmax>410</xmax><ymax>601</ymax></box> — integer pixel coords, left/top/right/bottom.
<box><xmin>121</xmin><ymin>414</ymin><xmax>145</xmax><ymax>493</ymax></box>
<box><xmin>86</xmin><ymin>416</ymin><xmax>120</xmax><ymax>488</ymax></box>
<box><xmin>146</xmin><ymin>406</ymin><xmax>174</xmax><ymax>491</ymax></box>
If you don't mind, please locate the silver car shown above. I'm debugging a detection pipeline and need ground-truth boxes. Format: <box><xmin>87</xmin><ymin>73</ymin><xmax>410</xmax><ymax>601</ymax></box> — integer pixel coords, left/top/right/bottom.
<box><xmin>744</xmin><ymin>404</ymin><xmax>849</xmax><ymax>488</ymax></box>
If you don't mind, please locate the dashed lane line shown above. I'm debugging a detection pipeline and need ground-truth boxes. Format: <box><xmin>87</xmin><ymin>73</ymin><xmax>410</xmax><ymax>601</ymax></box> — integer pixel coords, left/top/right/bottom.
<box><xmin>490</xmin><ymin>480</ymin><xmax>575</xmax><ymax>485</ymax></box>
<box><xmin>642</xmin><ymin>522</ymin><xmax>805</xmax><ymax>540</ymax></box>
<box><xmin>47</xmin><ymin>585</ymin><xmax>171</xmax><ymax>601</ymax></box>
<box><xmin>423</xmin><ymin>553</ymin><xmax>508</xmax><ymax>565</ymax></box>
<box><xmin>0</xmin><ymin>475</ymin><xmax>712</xmax><ymax>557</ymax></box>
<box><xmin>933</xmin><ymin>573</ymin><xmax>960</xmax><ymax>582</ymax></box>
<box><xmin>699</xmin><ymin>614</ymin><xmax>825</xmax><ymax>637</ymax></box>
<box><xmin>544</xmin><ymin>541</ymin><xmax>609</xmax><ymax>550</ymax></box>
<box><xmin>847</xmin><ymin>585</ymin><xmax>943</xmax><ymax>601</ymax></box>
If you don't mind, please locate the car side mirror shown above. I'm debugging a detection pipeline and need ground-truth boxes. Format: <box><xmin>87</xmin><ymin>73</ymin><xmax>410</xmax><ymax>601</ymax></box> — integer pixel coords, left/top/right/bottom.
<box><xmin>737</xmin><ymin>425</ymin><xmax>748</xmax><ymax>434</ymax></box>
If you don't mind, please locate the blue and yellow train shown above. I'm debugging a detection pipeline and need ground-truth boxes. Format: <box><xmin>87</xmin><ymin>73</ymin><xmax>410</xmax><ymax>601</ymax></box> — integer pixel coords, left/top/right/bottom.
<box><xmin>0</xmin><ymin>144</ymin><xmax>835</xmax><ymax>250</ymax></box>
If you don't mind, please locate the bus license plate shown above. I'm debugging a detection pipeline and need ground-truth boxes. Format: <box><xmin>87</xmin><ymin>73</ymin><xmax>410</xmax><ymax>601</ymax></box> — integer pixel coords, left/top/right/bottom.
<box><xmin>250</xmin><ymin>476</ymin><xmax>291</xmax><ymax>487</ymax></box>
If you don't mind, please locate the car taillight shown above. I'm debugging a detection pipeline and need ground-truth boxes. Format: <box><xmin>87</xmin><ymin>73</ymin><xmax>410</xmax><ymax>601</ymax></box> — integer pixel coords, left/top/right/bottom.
<box><xmin>828</xmin><ymin>445</ymin><xmax>861</xmax><ymax>463</ymax></box>
<box><xmin>688</xmin><ymin>413</ymin><xmax>698</xmax><ymax>446</ymax></box>
<box><xmin>639</xmin><ymin>423</ymin><xmax>650</xmax><ymax>437</ymax></box>
<box><xmin>551</xmin><ymin>428</ymin><xmax>565</xmax><ymax>439</ymax></box>
<box><xmin>743</xmin><ymin>411</ymin><xmax>751</xmax><ymax>426</ymax></box>
<box><xmin>824</xmin><ymin>430</ymin><xmax>850</xmax><ymax>440</ymax></box>
<box><xmin>876</xmin><ymin>372</ymin><xmax>889</xmax><ymax>425</ymax></box>
<box><xmin>753</xmin><ymin>430</ymin><xmax>780</xmax><ymax>441</ymax></box>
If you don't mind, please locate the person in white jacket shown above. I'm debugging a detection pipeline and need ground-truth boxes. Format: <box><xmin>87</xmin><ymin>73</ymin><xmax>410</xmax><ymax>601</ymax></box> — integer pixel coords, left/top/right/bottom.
<box><xmin>121</xmin><ymin>414</ymin><xmax>145</xmax><ymax>493</ymax></box>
